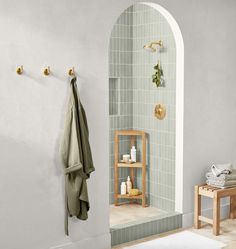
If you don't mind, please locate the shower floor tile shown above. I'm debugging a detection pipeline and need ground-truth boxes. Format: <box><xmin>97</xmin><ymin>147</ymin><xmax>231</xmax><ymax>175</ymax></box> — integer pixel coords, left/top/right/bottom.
<box><xmin>110</xmin><ymin>204</ymin><xmax>166</xmax><ymax>227</ymax></box>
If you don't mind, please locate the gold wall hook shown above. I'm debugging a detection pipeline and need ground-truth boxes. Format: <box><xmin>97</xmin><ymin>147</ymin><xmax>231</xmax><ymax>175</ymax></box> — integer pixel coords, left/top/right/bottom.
<box><xmin>16</xmin><ymin>65</ymin><xmax>23</xmax><ymax>75</ymax></box>
<box><xmin>154</xmin><ymin>104</ymin><xmax>166</xmax><ymax>120</ymax></box>
<box><xmin>68</xmin><ymin>67</ymin><xmax>75</xmax><ymax>76</ymax></box>
<box><xmin>43</xmin><ymin>66</ymin><xmax>50</xmax><ymax>76</ymax></box>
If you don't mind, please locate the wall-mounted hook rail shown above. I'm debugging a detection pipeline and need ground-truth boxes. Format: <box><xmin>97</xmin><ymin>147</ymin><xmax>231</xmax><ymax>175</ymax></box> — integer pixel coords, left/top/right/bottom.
<box><xmin>15</xmin><ymin>66</ymin><xmax>78</xmax><ymax>76</ymax></box>
<box><xmin>43</xmin><ymin>66</ymin><xmax>50</xmax><ymax>76</ymax></box>
<box><xmin>68</xmin><ymin>67</ymin><xmax>75</xmax><ymax>76</ymax></box>
<box><xmin>16</xmin><ymin>65</ymin><xmax>23</xmax><ymax>75</ymax></box>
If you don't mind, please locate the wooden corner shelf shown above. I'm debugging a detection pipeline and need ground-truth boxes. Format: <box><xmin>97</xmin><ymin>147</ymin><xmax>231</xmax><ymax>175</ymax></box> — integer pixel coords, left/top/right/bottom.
<box><xmin>114</xmin><ymin>129</ymin><xmax>147</xmax><ymax>207</ymax></box>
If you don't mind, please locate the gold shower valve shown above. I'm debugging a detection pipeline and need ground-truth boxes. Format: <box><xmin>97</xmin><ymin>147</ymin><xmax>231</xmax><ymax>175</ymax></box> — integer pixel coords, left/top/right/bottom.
<box><xmin>154</xmin><ymin>104</ymin><xmax>166</xmax><ymax>120</ymax></box>
<box><xmin>43</xmin><ymin>66</ymin><xmax>50</xmax><ymax>76</ymax></box>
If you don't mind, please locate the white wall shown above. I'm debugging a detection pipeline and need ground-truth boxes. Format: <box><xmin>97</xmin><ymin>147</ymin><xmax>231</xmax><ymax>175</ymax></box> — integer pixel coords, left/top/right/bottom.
<box><xmin>178</xmin><ymin>0</ymin><xmax>236</xmax><ymax>226</ymax></box>
<box><xmin>0</xmin><ymin>0</ymin><xmax>236</xmax><ymax>248</ymax></box>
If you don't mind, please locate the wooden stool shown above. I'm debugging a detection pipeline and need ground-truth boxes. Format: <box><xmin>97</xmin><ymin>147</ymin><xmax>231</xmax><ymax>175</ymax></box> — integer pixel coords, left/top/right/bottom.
<box><xmin>194</xmin><ymin>184</ymin><xmax>236</xmax><ymax>235</ymax></box>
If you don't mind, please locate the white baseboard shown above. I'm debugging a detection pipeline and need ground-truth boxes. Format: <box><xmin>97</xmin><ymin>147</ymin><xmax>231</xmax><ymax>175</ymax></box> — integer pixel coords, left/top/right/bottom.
<box><xmin>49</xmin><ymin>233</ymin><xmax>111</xmax><ymax>249</ymax></box>
<box><xmin>182</xmin><ymin>204</ymin><xmax>230</xmax><ymax>228</ymax></box>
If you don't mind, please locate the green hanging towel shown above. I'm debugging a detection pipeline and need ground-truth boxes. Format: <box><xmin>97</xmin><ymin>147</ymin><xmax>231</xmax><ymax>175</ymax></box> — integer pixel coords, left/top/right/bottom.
<box><xmin>60</xmin><ymin>77</ymin><xmax>95</xmax><ymax>235</ymax></box>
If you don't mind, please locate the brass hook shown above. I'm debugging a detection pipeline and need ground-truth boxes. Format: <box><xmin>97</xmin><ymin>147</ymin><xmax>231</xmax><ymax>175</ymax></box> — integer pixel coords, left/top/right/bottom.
<box><xmin>16</xmin><ymin>65</ymin><xmax>23</xmax><ymax>75</ymax></box>
<box><xmin>68</xmin><ymin>67</ymin><xmax>75</xmax><ymax>76</ymax></box>
<box><xmin>43</xmin><ymin>66</ymin><xmax>50</xmax><ymax>76</ymax></box>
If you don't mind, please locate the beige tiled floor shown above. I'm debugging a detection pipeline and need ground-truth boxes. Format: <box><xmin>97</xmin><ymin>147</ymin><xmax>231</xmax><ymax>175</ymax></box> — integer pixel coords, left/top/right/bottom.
<box><xmin>110</xmin><ymin>204</ymin><xmax>166</xmax><ymax>227</ymax></box>
<box><xmin>112</xmin><ymin>219</ymin><xmax>236</xmax><ymax>249</ymax></box>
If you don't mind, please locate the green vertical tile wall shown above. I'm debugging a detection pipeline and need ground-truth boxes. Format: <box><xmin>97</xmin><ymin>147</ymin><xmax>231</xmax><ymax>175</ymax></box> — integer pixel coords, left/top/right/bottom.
<box><xmin>131</xmin><ymin>4</ymin><xmax>176</xmax><ymax>211</ymax></box>
<box><xmin>109</xmin><ymin>4</ymin><xmax>176</xmax><ymax>210</ymax></box>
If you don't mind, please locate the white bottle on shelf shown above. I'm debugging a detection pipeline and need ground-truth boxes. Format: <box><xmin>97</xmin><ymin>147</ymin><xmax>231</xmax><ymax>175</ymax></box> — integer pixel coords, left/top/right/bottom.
<box><xmin>121</xmin><ymin>182</ymin><xmax>126</xmax><ymax>195</ymax></box>
<box><xmin>126</xmin><ymin>176</ymin><xmax>132</xmax><ymax>194</ymax></box>
<box><xmin>131</xmin><ymin>146</ymin><xmax>136</xmax><ymax>162</ymax></box>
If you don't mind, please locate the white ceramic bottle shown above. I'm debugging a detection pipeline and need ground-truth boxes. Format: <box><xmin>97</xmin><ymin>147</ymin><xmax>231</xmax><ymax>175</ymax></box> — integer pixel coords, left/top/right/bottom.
<box><xmin>126</xmin><ymin>176</ymin><xmax>132</xmax><ymax>194</ymax></box>
<box><xmin>121</xmin><ymin>182</ymin><xmax>126</xmax><ymax>195</ymax></box>
<box><xmin>131</xmin><ymin>146</ymin><xmax>136</xmax><ymax>162</ymax></box>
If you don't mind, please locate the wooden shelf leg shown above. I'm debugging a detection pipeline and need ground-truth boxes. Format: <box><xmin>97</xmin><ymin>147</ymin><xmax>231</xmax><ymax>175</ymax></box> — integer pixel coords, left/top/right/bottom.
<box><xmin>213</xmin><ymin>193</ymin><xmax>220</xmax><ymax>236</ymax></box>
<box><xmin>142</xmin><ymin>134</ymin><xmax>146</xmax><ymax>207</ymax></box>
<box><xmin>129</xmin><ymin>167</ymin><xmax>135</xmax><ymax>204</ymax></box>
<box><xmin>230</xmin><ymin>195</ymin><xmax>236</xmax><ymax>219</ymax></box>
<box><xmin>130</xmin><ymin>167</ymin><xmax>135</xmax><ymax>189</ymax></box>
<box><xmin>141</xmin><ymin>164</ymin><xmax>146</xmax><ymax>207</ymax></box>
<box><xmin>114</xmin><ymin>132</ymin><xmax>119</xmax><ymax>206</ymax></box>
<box><xmin>114</xmin><ymin>166</ymin><xmax>118</xmax><ymax>206</ymax></box>
<box><xmin>194</xmin><ymin>185</ymin><xmax>201</xmax><ymax>229</ymax></box>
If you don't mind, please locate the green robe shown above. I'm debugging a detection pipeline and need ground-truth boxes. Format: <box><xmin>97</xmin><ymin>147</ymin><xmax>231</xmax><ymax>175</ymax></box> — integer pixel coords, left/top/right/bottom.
<box><xmin>60</xmin><ymin>77</ymin><xmax>95</xmax><ymax>235</ymax></box>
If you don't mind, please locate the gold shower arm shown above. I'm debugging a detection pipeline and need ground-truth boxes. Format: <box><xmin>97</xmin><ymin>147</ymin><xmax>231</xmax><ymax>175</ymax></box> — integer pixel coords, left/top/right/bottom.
<box><xmin>150</xmin><ymin>40</ymin><xmax>163</xmax><ymax>47</ymax></box>
<box><xmin>143</xmin><ymin>40</ymin><xmax>163</xmax><ymax>52</ymax></box>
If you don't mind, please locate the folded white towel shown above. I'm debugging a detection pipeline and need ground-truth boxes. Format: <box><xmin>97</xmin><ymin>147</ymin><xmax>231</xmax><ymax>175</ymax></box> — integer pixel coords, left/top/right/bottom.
<box><xmin>206</xmin><ymin>179</ymin><xmax>236</xmax><ymax>186</ymax></box>
<box><xmin>211</xmin><ymin>163</ymin><xmax>232</xmax><ymax>177</ymax></box>
<box><xmin>206</xmin><ymin>183</ymin><xmax>236</xmax><ymax>189</ymax></box>
<box><xmin>206</xmin><ymin>169</ymin><xmax>236</xmax><ymax>180</ymax></box>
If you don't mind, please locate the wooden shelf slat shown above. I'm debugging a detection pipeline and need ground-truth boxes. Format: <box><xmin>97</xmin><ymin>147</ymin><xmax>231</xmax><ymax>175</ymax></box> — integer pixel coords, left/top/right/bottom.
<box><xmin>117</xmin><ymin>194</ymin><xmax>142</xmax><ymax>199</ymax></box>
<box><xmin>115</xmin><ymin>130</ymin><xmax>145</xmax><ymax>136</ymax></box>
<box><xmin>199</xmin><ymin>215</ymin><xmax>213</xmax><ymax>225</ymax></box>
<box><xmin>117</xmin><ymin>162</ymin><xmax>143</xmax><ymax>168</ymax></box>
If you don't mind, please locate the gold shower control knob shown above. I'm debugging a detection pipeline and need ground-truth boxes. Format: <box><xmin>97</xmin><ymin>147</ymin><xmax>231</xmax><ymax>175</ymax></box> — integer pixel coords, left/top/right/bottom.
<box><xmin>154</xmin><ymin>104</ymin><xmax>166</xmax><ymax>120</ymax></box>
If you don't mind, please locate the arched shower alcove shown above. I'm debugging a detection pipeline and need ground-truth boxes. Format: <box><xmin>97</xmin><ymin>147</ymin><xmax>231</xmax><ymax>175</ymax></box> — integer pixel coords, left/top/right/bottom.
<box><xmin>108</xmin><ymin>2</ymin><xmax>184</xmax><ymax>246</ymax></box>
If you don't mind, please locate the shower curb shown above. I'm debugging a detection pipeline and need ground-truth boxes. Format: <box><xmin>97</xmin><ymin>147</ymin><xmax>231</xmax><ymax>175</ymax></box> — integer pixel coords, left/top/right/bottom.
<box><xmin>110</xmin><ymin>212</ymin><xmax>182</xmax><ymax>246</ymax></box>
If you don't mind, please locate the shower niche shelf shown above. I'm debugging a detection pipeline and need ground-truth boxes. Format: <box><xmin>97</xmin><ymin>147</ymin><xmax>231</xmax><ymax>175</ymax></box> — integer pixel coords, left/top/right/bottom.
<box><xmin>114</xmin><ymin>130</ymin><xmax>147</xmax><ymax>207</ymax></box>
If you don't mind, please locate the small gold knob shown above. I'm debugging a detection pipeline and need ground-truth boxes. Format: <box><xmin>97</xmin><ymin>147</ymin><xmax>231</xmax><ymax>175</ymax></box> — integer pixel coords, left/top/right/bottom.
<box><xmin>16</xmin><ymin>65</ymin><xmax>23</xmax><ymax>75</ymax></box>
<box><xmin>154</xmin><ymin>104</ymin><xmax>166</xmax><ymax>120</ymax></box>
<box><xmin>43</xmin><ymin>66</ymin><xmax>50</xmax><ymax>76</ymax></box>
<box><xmin>68</xmin><ymin>67</ymin><xmax>75</xmax><ymax>76</ymax></box>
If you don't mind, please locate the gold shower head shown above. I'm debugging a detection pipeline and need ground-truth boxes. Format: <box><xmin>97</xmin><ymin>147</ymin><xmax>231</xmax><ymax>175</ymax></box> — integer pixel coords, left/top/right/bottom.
<box><xmin>143</xmin><ymin>40</ymin><xmax>163</xmax><ymax>52</ymax></box>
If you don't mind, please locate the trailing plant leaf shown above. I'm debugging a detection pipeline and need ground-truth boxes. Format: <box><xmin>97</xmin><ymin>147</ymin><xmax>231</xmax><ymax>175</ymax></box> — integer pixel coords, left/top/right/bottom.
<box><xmin>152</xmin><ymin>62</ymin><xmax>164</xmax><ymax>87</ymax></box>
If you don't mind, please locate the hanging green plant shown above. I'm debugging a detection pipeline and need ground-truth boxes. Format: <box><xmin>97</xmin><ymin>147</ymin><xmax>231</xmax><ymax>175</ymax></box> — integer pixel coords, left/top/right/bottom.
<box><xmin>152</xmin><ymin>61</ymin><xmax>164</xmax><ymax>87</ymax></box>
